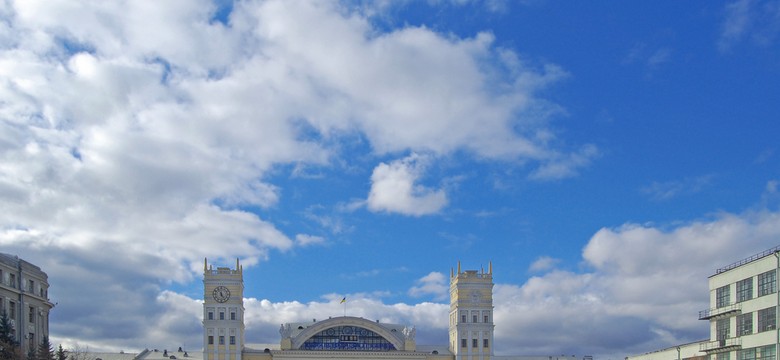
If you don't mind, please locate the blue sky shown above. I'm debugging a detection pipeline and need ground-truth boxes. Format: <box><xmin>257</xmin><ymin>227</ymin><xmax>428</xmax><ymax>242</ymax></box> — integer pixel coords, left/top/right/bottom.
<box><xmin>1</xmin><ymin>0</ymin><xmax>779</xmax><ymax>359</ymax></box>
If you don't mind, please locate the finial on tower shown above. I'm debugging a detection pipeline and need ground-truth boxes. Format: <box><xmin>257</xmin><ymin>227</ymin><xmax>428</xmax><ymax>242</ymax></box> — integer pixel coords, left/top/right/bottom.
<box><xmin>236</xmin><ymin>257</ymin><xmax>240</xmax><ymax>271</ymax></box>
<box><xmin>204</xmin><ymin>258</ymin><xmax>208</xmax><ymax>272</ymax></box>
<box><xmin>489</xmin><ymin>261</ymin><xmax>492</xmax><ymax>274</ymax></box>
<box><xmin>457</xmin><ymin>261</ymin><xmax>461</xmax><ymax>274</ymax></box>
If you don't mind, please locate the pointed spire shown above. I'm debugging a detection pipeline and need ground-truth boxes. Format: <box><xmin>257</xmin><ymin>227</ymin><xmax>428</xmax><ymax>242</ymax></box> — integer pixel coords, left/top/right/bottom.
<box><xmin>457</xmin><ymin>261</ymin><xmax>461</xmax><ymax>274</ymax></box>
<box><xmin>450</xmin><ymin>267</ymin><xmax>454</xmax><ymax>278</ymax></box>
<box><xmin>236</xmin><ymin>257</ymin><xmax>240</xmax><ymax>271</ymax></box>
<box><xmin>489</xmin><ymin>261</ymin><xmax>492</xmax><ymax>275</ymax></box>
<box><xmin>204</xmin><ymin>258</ymin><xmax>208</xmax><ymax>272</ymax></box>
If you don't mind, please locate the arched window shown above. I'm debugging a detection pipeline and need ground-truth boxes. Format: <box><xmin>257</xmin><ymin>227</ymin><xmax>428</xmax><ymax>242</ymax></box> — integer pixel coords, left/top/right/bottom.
<box><xmin>301</xmin><ymin>326</ymin><xmax>396</xmax><ymax>351</ymax></box>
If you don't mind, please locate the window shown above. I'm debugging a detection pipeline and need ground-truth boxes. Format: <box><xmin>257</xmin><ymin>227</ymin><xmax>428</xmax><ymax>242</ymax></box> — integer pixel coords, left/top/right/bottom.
<box><xmin>230</xmin><ymin>312</ymin><xmax>236</xmax><ymax>321</ymax></box>
<box><xmin>716</xmin><ymin>318</ymin><xmax>730</xmax><ymax>340</ymax></box>
<box><xmin>472</xmin><ymin>339</ymin><xmax>478</xmax><ymax>348</ymax></box>
<box><xmin>229</xmin><ymin>336</ymin><xmax>235</xmax><ymax>345</ymax></box>
<box><xmin>208</xmin><ymin>312</ymin><xmax>213</xmax><ymax>320</ymax></box>
<box><xmin>484</xmin><ymin>315</ymin><xmax>489</xmax><ymax>323</ymax></box>
<box><xmin>208</xmin><ymin>336</ymin><xmax>214</xmax><ymax>345</ymax></box>
<box><xmin>9</xmin><ymin>274</ymin><xmax>15</xmax><ymax>288</ymax></box>
<box><xmin>461</xmin><ymin>314</ymin><xmax>466</xmax><ymax>323</ymax></box>
<box><xmin>741</xmin><ymin>348</ymin><xmax>757</xmax><ymax>360</ymax></box>
<box><xmin>219</xmin><ymin>312</ymin><xmax>224</xmax><ymax>320</ymax></box>
<box><xmin>461</xmin><ymin>339</ymin><xmax>467</xmax><ymax>348</ymax></box>
<box><xmin>28</xmin><ymin>306</ymin><xmax>34</xmax><ymax>324</ymax></box>
<box><xmin>760</xmin><ymin>345</ymin><xmax>776</xmax><ymax>360</ymax></box>
<box><xmin>718</xmin><ymin>351</ymin><xmax>731</xmax><ymax>360</ymax></box>
<box><xmin>9</xmin><ymin>301</ymin><xmax>15</xmax><ymax>320</ymax></box>
<box><xmin>758</xmin><ymin>271</ymin><xmax>776</xmax><ymax>297</ymax></box>
<box><xmin>717</xmin><ymin>285</ymin><xmax>731</xmax><ymax>308</ymax></box>
<box><xmin>483</xmin><ymin>339</ymin><xmax>489</xmax><ymax>348</ymax></box>
<box><xmin>473</xmin><ymin>315</ymin><xmax>477</xmax><ymax>323</ymax></box>
<box><xmin>737</xmin><ymin>312</ymin><xmax>753</xmax><ymax>336</ymax></box>
<box><xmin>737</xmin><ymin>277</ymin><xmax>753</xmax><ymax>302</ymax></box>
<box><xmin>219</xmin><ymin>336</ymin><xmax>224</xmax><ymax>345</ymax></box>
<box><xmin>28</xmin><ymin>280</ymin><xmax>34</xmax><ymax>293</ymax></box>
<box><xmin>758</xmin><ymin>307</ymin><xmax>776</xmax><ymax>332</ymax></box>
<box><xmin>28</xmin><ymin>333</ymin><xmax>34</xmax><ymax>351</ymax></box>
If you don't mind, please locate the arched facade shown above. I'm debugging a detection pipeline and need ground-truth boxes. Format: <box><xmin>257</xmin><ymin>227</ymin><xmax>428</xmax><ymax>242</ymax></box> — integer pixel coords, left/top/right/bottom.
<box><xmin>289</xmin><ymin>317</ymin><xmax>407</xmax><ymax>351</ymax></box>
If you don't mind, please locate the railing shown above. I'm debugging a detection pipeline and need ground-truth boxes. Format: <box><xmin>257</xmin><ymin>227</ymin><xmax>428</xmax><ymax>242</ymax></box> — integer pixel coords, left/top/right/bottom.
<box><xmin>700</xmin><ymin>338</ymin><xmax>741</xmax><ymax>352</ymax></box>
<box><xmin>716</xmin><ymin>245</ymin><xmax>780</xmax><ymax>274</ymax></box>
<box><xmin>699</xmin><ymin>303</ymin><xmax>741</xmax><ymax>320</ymax></box>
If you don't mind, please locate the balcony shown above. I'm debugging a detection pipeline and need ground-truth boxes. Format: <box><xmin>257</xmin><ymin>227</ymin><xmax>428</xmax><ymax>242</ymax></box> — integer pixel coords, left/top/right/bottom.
<box><xmin>699</xmin><ymin>303</ymin><xmax>741</xmax><ymax>320</ymax></box>
<box><xmin>700</xmin><ymin>338</ymin><xmax>741</xmax><ymax>353</ymax></box>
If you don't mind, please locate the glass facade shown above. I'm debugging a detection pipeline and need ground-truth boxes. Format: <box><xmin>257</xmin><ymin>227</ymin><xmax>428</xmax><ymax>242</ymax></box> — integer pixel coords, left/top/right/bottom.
<box><xmin>717</xmin><ymin>285</ymin><xmax>731</xmax><ymax>308</ymax></box>
<box><xmin>758</xmin><ymin>270</ymin><xmax>776</xmax><ymax>297</ymax></box>
<box><xmin>301</xmin><ymin>325</ymin><xmax>396</xmax><ymax>351</ymax></box>
<box><xmin>737</xmin><ymin>277</ymin><xmax>753</xmax><ymax>302</ymax></box>
<box><xmin>757</xmin><ymin>307</ymin><xmax>776</xmax><ymax>332</ymax></box>
<box><xmin>737</xmin><ymin>312</ymin><xmax>753</xmax><ymax>336</ymax></box>
<box><xmin>717</xmin><ymin>318</ymin><xmax>730</xmax><ymax>340</ymax></box>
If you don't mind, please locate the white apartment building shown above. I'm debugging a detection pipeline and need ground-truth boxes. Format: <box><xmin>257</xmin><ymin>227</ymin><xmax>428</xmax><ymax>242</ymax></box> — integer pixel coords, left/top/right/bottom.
<box><xmin>0</xmin><ymin>253</ymin><xmax>55</xmax><ymax>353</ymax></box>
<box><xmin>630</xmin><ymin>245</ymin><xmax>780</xmax><ymax>360</ymax></box>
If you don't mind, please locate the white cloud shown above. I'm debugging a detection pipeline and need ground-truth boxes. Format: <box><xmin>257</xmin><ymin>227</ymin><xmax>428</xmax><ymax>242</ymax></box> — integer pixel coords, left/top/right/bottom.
<box><xmin>528</xmin><ymin>144</ymin><xmax>599</xmax><ymax>181</ymax></box>
<box><xmin>528</xmin><ymin>256</ymin><xmax>560</xmax><ymax>272</ymax></box>
<box><xmin>0</xmin><ymin>0</ymin><xmax>594</xmax><ymax>351</ymax></box>
<box><xmin>367</xmin><ymin>154</ymin><xmax>448</xmax><ymax>216</ymax></box>
<box><xmin>295</xmin><ymin>234</ymin><xmax>326</xmax><ymax>247</ymax></box>
<box><xmin>408</xmin><ymin>272</ymin><xmax>448</xmax><ymax>300</ymax></box>
<box><xmin>40</xmin><ymin>207</ymin><xmax>780</xmax><ymax>357</ymax></box>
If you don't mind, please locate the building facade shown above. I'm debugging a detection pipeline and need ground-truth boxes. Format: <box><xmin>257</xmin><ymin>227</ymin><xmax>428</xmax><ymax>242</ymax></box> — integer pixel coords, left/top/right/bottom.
<box><xmin>449</xmin><ymin>262</ymin><xmax>494</xmax><ymax>360</ymax></box>
<box><xmin>0</xmin><ymin>253</ymin><xmax>55</xmax><ymax>353</ymax></box>
<box><xmin>203</xmin><ymin>259</ymin><xmax>245</xmax><ymax>360</ymax></box>
<box><xmin>629</xmin><ymin>245</ymin><xmax>780</xmax><ymax>360</ymax></box>
<box><xmin>202</xmin><ymin>259</ymin><xmax>495</xmax><ymax>360</ymax></box>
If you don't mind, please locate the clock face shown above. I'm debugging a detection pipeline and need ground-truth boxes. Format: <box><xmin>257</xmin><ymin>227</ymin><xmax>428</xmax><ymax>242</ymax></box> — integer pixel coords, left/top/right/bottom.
<box><xmin>213</xmin><ymin>286</ymin><xmax>231</xmax><ymax>303</ymax></box>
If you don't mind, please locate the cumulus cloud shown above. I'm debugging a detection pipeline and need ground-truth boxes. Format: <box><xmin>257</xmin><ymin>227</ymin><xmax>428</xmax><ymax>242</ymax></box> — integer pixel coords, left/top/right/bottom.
<box><xmin>528</xmin><ymin>256</ymin><xmax>560</xmax><ymax>272</ymax></box>
<box><xmin>0</xmin><ymin>0</ymin><xmax>594</xmax><ymax>352</ymax></box>
<box><xmin>367</xmin><ymin>154</ymin><xmax>448</xmax><ymax>216</ymax></box>
<box><xmin>408</xmin><ymin>272</ymin><xmax>449</xmax><ymax>300</ymax></box>
<box><xmin>50</xmin><ymin>207</ymin><xmax>780</xmax><ymax>357</ymax></box>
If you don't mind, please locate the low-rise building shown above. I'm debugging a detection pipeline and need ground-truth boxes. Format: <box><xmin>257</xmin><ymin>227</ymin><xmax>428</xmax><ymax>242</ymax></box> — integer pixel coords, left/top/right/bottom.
<box><xmin>630</xmin><ymin>245</ymin><xmax>780</xmax><ymax>360</ymax></box>
<box><xmin>0</xmin><ymin>253</ymin><xmax>55</xmax><ymax>353</ymax></box>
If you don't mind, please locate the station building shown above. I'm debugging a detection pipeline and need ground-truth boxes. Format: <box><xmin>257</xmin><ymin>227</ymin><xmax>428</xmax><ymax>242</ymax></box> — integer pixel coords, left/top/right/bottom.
<box><xmin>629</xmin><ymin>245</ymin><xmax>780</xmax><ymax>360</ymax></box>
<box><xmin>202</xmin><ymin>259</ymin><xmax>497</xmax><ymax>360</ymax></box>
<box><xmin>0</xmin><ymin>253</ymin><xmax>55</xmax><ymax>354</ymax></box>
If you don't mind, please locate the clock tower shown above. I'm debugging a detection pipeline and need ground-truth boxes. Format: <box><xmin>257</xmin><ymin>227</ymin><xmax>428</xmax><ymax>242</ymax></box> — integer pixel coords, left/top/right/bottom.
<box><xmin>203</xmin><ymin>258</ymin><xmax>244</xmax><ymax>360</ymax></box>
<box><xmin>449</xmin><ymin>261</ymin><xmax>494</xmax><ymax>360</ymax></box>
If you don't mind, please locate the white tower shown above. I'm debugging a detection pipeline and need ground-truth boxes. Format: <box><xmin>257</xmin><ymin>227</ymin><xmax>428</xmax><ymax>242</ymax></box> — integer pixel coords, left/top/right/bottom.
<box><xmin>449</xmin><ymin>261</ymin><xmax>494</xmax><ymax>360</ymax></box>
<box><xmin>203</xmin><ymin>258</ymin><xmax>244</xmax><ymax>360</ymax></box>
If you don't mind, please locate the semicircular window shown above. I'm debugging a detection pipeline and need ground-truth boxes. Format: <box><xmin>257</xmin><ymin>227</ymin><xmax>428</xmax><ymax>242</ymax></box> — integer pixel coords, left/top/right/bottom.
<box><xmin>301</xmin><ymin>325</ymin><xmax>396</xmax><ymax>351</ymax></box>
